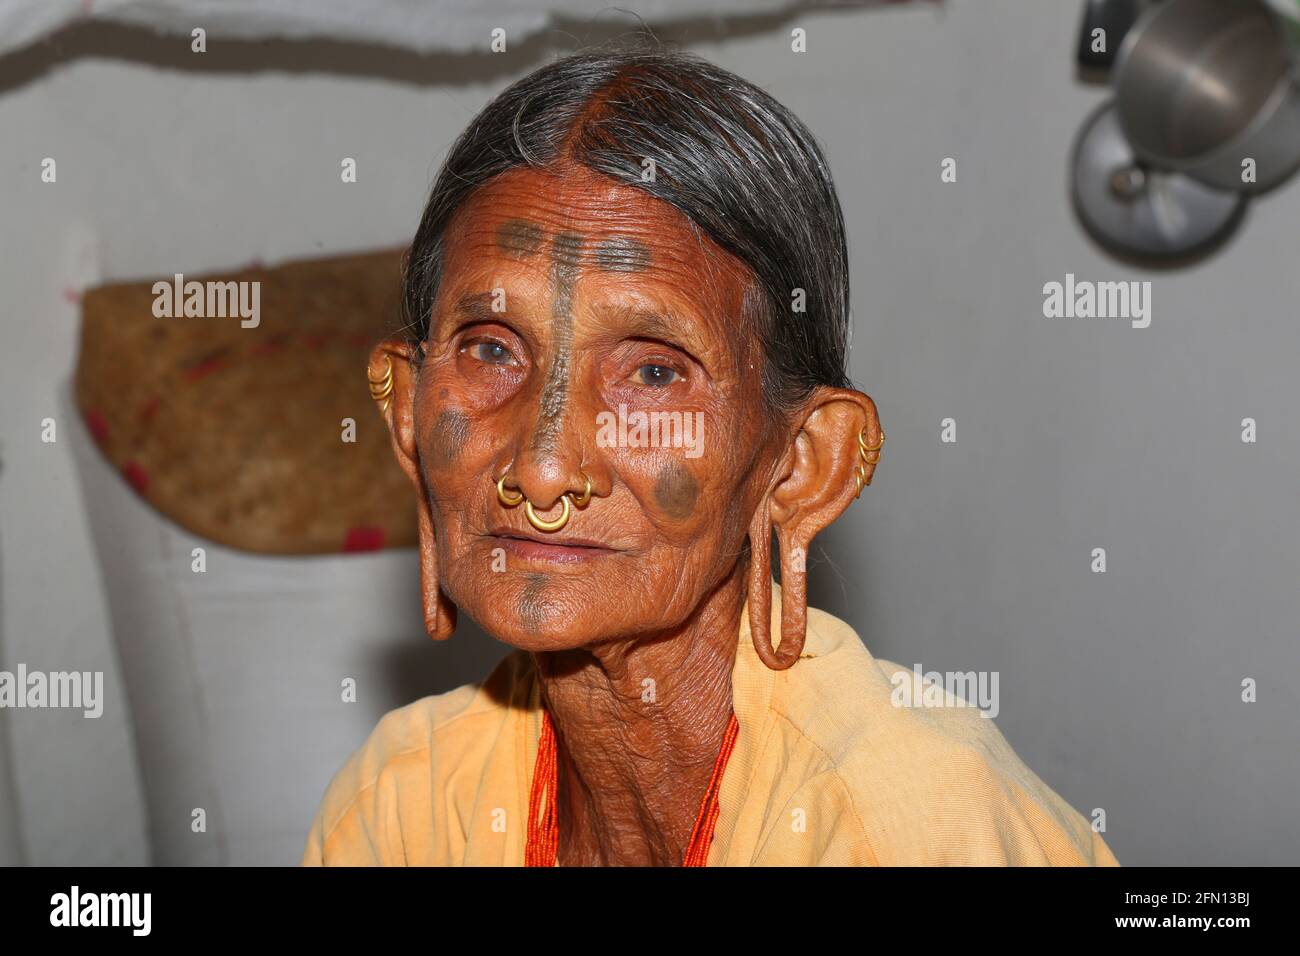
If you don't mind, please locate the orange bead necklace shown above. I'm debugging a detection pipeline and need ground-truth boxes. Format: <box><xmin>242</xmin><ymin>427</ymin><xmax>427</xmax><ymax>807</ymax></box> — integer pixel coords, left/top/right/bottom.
<box><xmin>524</xmin><ymin>708</ymin><xmax>740</xmax><ymax>867</ymax></box>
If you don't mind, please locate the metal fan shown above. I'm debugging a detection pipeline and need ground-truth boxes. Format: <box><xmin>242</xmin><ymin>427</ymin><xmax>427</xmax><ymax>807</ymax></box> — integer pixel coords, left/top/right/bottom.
<box><xmin>1071</xmin><ymin>0</ymin><xmax>1300</xmax><ymax>260</ymax></box>
<box><xmin>1071</xmin><ymin>101</ymin><xmax>1248</xmax><ymax>259</ymax></box>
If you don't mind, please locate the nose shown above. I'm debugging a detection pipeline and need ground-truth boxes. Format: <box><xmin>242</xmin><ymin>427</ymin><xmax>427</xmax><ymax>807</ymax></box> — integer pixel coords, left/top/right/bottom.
<box><xmin>498</xmin><ymin>384</ymin><xmax>593</xmax><ymax>513</ymax></box>
<box><xmin>506</xmin><ymin>444</ymin><xmax>586</xmax><ymax>512</ymax></box>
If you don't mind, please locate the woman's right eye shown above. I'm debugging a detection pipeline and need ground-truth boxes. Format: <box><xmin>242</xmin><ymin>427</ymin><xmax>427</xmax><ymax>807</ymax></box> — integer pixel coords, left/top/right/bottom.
<box><xmin>470</xmin><ymin>341</ymin><xmax>514</xmax><ymax>365</ymax></box>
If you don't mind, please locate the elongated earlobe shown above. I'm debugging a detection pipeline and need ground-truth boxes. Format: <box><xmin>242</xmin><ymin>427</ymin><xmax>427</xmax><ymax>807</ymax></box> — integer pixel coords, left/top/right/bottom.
<box><xmin>371</xmin><ymin>340</ymin><xmax>456</xmax><ymax>642</ymax></box>
<box><xmin>775</xmin><ymin>525</ymin><xmax>809</xmax><ymax>667</ymax></box>
<box><xmin>417</xmin><ymin>502</ymin><xmax>457</xmax><ymax>641</ymax></box>
<box><xmin>746</xmin><ymin>500</ymin><xmax>805</xmax><ymax>670</ymax></box>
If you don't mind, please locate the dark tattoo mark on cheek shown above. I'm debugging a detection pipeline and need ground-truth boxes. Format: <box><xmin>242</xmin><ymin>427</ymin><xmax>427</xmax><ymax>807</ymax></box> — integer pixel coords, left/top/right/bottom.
<box><xmin>533</xmin><ymin>231</ymin><xmax>583</xmax><ymax>452</ymax></box>
<box><xmin>496</xmin><ymin>219</ymin><xmax>544</xmax><ymax>258</ymax></box>
<box><xmin>593</xmin><ymin>236</ymin><xmax>650</xmax><ymax>272</ymax></box>
<box><xmin>518</xmin><ymin>572</ymin><xmax>548</xmax><ymax>633</ymax></box>
<box><xmin>429</xmin><ymin>410</ymin><xmax>469</xmax><ymax>468</ymax></box>
<box><xmin>654</xmin><ymin>462</ymin><xmax>699</xmax><ymax>520</ymax></box>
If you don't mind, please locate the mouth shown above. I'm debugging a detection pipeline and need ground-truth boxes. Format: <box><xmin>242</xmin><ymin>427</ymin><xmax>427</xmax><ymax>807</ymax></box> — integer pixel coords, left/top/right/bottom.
<box><xmin>485</xmin><ymin>527</ymin><xmax>620</xmax><ymax>564</ymax></box>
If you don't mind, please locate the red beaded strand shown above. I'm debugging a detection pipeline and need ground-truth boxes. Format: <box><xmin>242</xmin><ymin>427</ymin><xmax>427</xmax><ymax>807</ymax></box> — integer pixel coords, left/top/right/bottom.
<box><xmin>682</xmin><ymin>712</ymin><xmax>740</xmax><ymax>867</ymax></box>
<box><xmin>523</xmin><ymin>712</ymin><xmax>559</xmax><ymax>867</ymax></box>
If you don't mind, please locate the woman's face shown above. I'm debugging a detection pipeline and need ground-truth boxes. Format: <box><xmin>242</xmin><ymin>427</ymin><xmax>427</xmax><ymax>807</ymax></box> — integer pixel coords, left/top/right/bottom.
<box><xmin>410</xmin><ymin>163</ymin><xmax>781</xmax><ymax>651</ymax></box>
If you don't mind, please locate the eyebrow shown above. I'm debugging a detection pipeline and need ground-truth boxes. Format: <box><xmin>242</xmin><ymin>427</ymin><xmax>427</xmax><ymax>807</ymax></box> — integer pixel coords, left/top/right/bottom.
<box><xmin>615</xmin><ymin>309</ymin><xmax>681</xmax><ymax>341</ymax></box>
<box><xmin>453</xmin><ymin>291</ymin><xmax>501</xmax><ymax>323</ymax></box>
<box><xmin>600</xmin><ymin>306</ymin><xmax>708</xmax><ymax>364</ymax></box>
<box><xmin>453</xmin><ymin>293</ymin><xmax>683</xmax><ymax>338</ymax></box>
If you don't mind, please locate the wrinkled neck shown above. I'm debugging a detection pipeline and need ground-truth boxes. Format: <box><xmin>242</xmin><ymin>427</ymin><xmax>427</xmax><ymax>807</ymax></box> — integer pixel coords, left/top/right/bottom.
<box><xmin>532</xmin><ymin>569</ymin><xmax>744</xmax><ymax>866</ymax></box>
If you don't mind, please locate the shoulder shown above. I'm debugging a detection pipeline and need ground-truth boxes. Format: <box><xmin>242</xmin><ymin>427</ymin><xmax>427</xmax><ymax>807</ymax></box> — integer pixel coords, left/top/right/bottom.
<box><xmin>770</xmin><ymin>604</ymin><xmax>1119</xmax><ymax>866</ymax></box>
<box><xmin>300</xmin><ymin>650</ymin><xmax>532</xmax><ymax>866</ymax></box>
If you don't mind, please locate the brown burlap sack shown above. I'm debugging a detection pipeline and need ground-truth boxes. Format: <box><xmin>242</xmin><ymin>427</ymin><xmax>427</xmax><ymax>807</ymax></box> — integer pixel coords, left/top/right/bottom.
<box><xmin>74</xmin><ymin>249</ymin><xmax>418</xmax><ymax>554</ymax></box>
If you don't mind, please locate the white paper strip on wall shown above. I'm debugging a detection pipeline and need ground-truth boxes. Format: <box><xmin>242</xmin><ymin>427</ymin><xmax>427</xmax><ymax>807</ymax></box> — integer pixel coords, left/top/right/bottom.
<box><xmin>0</xmin><ymin>0</ymin><xmax>892</xmax><ymax>59</ymax></box>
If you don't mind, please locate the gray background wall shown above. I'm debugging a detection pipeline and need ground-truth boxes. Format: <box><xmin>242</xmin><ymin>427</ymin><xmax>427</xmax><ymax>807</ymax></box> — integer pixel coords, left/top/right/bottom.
<box><xmin>1</xmin><ymin>0</ymin><xmax>1297</xmax><ymax>865</ymax></box>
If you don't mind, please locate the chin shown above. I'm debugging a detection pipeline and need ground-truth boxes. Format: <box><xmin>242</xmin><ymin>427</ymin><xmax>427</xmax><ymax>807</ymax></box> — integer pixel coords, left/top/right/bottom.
<box><xmin>450</xmin><ymin>572</ymin><xmax>609</xmax><ymax>652</ymax></box>
<box><xmin>449</xmin><ymin>537</ymin><xmax>659</xmax><ymax>634</ymax></box>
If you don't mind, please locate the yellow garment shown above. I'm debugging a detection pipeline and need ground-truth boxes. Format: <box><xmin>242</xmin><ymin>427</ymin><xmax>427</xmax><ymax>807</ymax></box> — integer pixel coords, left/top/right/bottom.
<box><xmin>302</xmin><ymin>582</ymin><xmax>1119</xmax><ymax>866</ymax></box>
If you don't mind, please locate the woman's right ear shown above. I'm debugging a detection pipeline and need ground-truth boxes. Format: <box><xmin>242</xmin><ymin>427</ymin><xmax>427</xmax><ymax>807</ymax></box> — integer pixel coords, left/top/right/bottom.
<box><xmin>368</xmin><ymin>340</ymin><xmax>419</xmax><ymax>481</ymax></box>
<box><xmin>367</xmin><ymin>339</ymin><xmax>456</xmax><ymax>641</ymax></box>
<box><xmin>415</xmin><ymin>498</ymin><xmax>457</xmax><ymax>642</ymax></box>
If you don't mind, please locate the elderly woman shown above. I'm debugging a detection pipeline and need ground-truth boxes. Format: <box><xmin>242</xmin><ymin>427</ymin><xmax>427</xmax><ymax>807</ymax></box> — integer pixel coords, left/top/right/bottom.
<box><xmin>302</xmin><ymin>44</ymin><xmax>1118</xmax><ymax>867</ymax></box>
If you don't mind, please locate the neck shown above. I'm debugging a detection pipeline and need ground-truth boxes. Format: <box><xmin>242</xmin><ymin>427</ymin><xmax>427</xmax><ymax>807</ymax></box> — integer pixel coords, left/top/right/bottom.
<box><xmin>532</xmin><ymin>569</ymin><xmax>744</xmax><ymax>867</ymax></box>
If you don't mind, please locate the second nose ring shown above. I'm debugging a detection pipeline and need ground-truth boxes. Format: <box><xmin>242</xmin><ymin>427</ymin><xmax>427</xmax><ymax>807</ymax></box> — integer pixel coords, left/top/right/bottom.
<box><xmin>496</xmin><ymin>472</ymin><xmax>592</xmax><ymax>532</ymax></box>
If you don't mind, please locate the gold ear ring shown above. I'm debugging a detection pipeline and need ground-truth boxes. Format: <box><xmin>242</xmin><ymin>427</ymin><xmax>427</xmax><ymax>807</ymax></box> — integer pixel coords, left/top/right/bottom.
<box><xmin>367</xmin><ymin>355</ymin><xmax>394</xmax><ymax>414</ymax></box>
<box><xmin>854</xmin><ymin>427</ymin><xmax>884</xmax><ymax>499</ymax></box>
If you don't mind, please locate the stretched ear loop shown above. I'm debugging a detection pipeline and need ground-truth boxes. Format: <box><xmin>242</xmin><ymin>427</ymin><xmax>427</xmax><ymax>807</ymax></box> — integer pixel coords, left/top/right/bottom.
<box><xmin>381</xmin><ymin>351</ymin><xmax>457</xmax><ymax>643</ymax></box>
<box><xmin>746</xmin><ymin>498</ymin><xmax>807</xmax><ymax>670</ymax></box>
<box><xmin>417</xmin><ymin>502</ymin><xmax>457</xmax><ymax>641</ymax></box>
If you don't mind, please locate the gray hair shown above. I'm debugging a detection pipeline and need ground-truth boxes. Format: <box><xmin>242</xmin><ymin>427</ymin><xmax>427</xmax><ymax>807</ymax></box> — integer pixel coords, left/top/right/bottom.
<box><xmin>402</xmin><ymin>38</ymin><xmax>852</xmax><ymax>416</ymax></box>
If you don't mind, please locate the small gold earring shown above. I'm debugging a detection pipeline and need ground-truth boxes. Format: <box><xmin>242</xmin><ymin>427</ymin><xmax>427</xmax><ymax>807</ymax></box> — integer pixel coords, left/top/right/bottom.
<box><xmin>854</xmin><ymin>427</ymin><xmax>884</xmax><ymax>499</ymax></box>
<box><xmin>367</xmin><ymin>356</ymin><xmax>394</xmax><ymax>414</ymax></box>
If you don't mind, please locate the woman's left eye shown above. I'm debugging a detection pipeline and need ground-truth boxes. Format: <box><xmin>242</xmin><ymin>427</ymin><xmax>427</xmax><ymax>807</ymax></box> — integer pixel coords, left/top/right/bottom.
<box><xmin>632</xmin><ymin>364</ymin><xmax>678</xmax><ymax>386</ymax></box>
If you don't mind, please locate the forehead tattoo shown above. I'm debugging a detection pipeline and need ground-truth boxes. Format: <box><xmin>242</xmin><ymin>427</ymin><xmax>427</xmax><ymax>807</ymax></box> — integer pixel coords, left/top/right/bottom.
<box><xmin>532</xmin><ymin>231</ymin><xmax>584</xmax><ymax>453</ymax></box>
<box><xmin>496</xmin><ymin>219</ymin><xmax>544</xmax><ymax>258</ymax></box>
<box><xmin>593</xmin><ymin>236</ymin><xmax>651</xmax><ymax>272</ymax></box>
<box><xmin>491</xmin><ymin>218</ymin><xmax>657</xmax><ymax>452</ymax></box>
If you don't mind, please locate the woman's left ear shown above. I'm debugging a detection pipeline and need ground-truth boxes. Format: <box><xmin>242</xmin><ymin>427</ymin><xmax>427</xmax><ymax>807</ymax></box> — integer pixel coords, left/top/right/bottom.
<box><xmin>369</xmin><ymin>339</ymin><xmax>457</xmax><ymax>642</ymax></box>
<box><xmin>770</xmin><ymin>388</ymin><xmax>881</xmax><ymax>534</ymax></box>
<box><xmin>752</xmin><ymin>388</ymin><xmax>880</xmax><ymax>669</ymax></box>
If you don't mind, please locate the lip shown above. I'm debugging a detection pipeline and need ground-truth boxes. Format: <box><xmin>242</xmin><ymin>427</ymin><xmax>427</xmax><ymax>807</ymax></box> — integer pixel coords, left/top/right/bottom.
<box><xmin>486</xmin><ymin>527</ymin><xmax>620</xmax><ymax>564</ymax></box>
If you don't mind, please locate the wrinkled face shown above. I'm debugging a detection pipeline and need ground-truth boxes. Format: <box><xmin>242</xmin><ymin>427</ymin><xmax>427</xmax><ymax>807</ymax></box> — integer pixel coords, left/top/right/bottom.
<box><xmin>413</xmin><ymin>164</ymin><xmax>779</xmax><ymax>651</ymax></box>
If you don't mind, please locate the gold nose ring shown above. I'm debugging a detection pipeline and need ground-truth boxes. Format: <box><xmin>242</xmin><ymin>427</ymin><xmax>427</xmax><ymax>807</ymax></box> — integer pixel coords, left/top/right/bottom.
<box><xmin>496</xmin><ymin>475</ymin><xmax>524</xmax><ymax>506</ymax></box>
<box><xmin>570</xmin><ymin>473</ymin><xmax>592</xmax><ymax>507</ymax></box>
<box><xmin>524</xmin><ymin>497</ymin><xmax>571</xmax><ymax>532</ymax></box>
<box><xmin>495</xmin><ymin>472</ymin><xmax>593</xmax><ymax>532</ymax></box>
